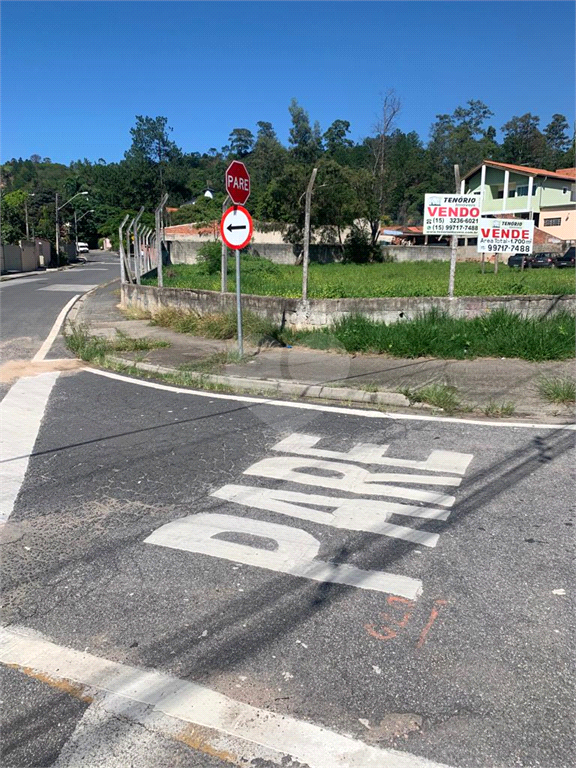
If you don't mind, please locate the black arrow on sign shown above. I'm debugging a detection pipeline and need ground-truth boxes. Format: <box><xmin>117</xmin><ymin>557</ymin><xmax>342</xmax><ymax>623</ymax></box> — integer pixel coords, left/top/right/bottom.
<box><xmin>227</xmin><ymin>224</ymin><xmax>247</xmax><ymax>231</ymax></box>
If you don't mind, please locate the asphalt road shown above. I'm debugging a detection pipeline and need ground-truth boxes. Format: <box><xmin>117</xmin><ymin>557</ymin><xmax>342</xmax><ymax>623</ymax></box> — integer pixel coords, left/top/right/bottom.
<box><xmin>0</xmin><ymin>251</ymin><xmax>120</xmax><ymax>365</ymax></box>
<box><xmin>1</xmin><ymin>257</ymin><xmax>574</xmax><ymax>767</ymax></box>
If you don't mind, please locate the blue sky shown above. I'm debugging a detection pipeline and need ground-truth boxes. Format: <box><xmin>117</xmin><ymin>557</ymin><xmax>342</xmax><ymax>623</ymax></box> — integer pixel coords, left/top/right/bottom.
<box><xmin>1</xmin><ymin>1</ymin><xmax>575</xmax><ymax>165</ymax></box>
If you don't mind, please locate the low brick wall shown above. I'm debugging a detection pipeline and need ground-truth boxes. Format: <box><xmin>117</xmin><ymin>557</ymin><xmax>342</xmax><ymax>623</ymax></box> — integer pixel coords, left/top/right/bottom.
<box><xmin>122</xmin><ymin>283</ymin><xmax>575</xmax><ymax>331</ymax></box>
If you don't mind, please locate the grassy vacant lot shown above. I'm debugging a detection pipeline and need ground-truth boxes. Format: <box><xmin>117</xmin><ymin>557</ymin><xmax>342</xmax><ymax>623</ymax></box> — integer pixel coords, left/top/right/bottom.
<box><xmin>146</xmin><ymin>258</ymin><xmax>575</xmax><ymax>298</ymax></box>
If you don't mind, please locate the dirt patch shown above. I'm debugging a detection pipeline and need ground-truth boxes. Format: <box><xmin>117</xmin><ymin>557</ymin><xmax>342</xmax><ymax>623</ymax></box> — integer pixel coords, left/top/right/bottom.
<box><xmin>0</xmin><ymin>358</ymin><xmax>84</xmax><ymax>383</ymax></box>
<box><xmin>366</xmin><ymin>712</ymin><xmax>423</xmax><ymax>743</ymax></box>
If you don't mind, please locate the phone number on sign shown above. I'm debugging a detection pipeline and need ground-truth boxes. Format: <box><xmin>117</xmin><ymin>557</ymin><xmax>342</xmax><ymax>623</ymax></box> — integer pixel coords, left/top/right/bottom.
<box><xmin>483</xmin><ymin>243</ymin><xmax>532</xmax><ymax>253</ymax></box>
<box><xmin>425</xmin><ymin>223</ymin><xmax>478</xmax><ymax>233</ymax></box>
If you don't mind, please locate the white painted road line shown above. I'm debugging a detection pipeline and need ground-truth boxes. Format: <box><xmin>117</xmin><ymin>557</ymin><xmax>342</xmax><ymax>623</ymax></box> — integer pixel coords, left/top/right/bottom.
<box><xmin>32</xmin><ymin>293</ymin><xmax>80</xmax><ymax>362</ymax></box>
<box><xmin>1</xmin><ymin>625</ymin><xmax>453</xmax><ymax>768</ymax></box>
<box><xmin>38</xmin><ymin>284</ymin><xmax>99</xmax><ymax>292</ymax></box>
<box><xmin>0</xmin><ymin>372</ymin><xmax>60</xmax><ymax>524</ymax></box>
<box><xmin>86</xmin><ymin>367</ymin><xmax>576</xmax><ymax>430</ymax></box>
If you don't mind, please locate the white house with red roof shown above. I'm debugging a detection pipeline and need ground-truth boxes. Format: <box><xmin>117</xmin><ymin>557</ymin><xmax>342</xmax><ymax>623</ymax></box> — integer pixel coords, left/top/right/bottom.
<box><xmin>463</xmin><ymin>160</ymin><xmax>575</xmax><ymax>242</ymax></box>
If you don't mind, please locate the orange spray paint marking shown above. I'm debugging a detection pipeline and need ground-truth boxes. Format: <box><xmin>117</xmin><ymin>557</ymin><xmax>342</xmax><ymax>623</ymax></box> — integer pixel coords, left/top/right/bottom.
<box><xmin>364</xmin><ymin>595</ymin><xmax>415</xmax><ymax>641</ymax></box>
<box><xmin>416</xmin><ymin>599</ymin><xmax>447</xmax><ymax>648</ymax></box>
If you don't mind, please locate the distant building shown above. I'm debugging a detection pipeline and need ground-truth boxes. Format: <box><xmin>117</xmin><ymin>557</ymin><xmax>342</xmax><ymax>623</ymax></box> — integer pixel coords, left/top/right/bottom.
<box><xmin>464</xmin><ymin>160</ymin><xmax>575</xmax><ymax>241</ymax></box>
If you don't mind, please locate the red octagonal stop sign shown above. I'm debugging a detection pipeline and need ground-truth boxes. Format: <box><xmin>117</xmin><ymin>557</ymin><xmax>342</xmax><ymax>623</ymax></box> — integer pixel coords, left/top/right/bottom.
<box><xmin>225</xmin><ymin>160</ymin><xmax>250</xmax><ymax>205</ymax></box>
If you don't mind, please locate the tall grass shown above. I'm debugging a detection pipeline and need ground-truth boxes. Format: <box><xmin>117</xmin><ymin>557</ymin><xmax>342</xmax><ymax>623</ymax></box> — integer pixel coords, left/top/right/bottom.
<box><xmin>286</xmin><ymin>309</ymin><xmax>575</xmax><ymax>361</ymax></box>
<box><xmin>150</xmin><ymin>308</ymin><xmax>282</xmax><ymax>342</ymax></box>
<box><xmin>145</xmin><ymin>260</ymin><xmax>576</xmax><ymax>298</ymax></box>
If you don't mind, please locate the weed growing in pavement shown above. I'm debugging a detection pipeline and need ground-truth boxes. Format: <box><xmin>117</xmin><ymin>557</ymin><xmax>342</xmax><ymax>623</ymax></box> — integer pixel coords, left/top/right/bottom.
<box><xmin>483</xmin><ymin>401</ymin><xmax>516</xmax><ymax>417</ymax></box>
<box><xmin>65</xmin><ymin>323</ymin><xmax>169</xmax><ymax>363</ymax></box>
<box><xmin>177</xmin><ymin>350</ymin><xmax>253</xmax><ymax>375</ymax></box>
<box><xmin>121</xmin><ymin>306</ymin><xmax>152</xmax><ymax>320</ymax></box>
<box><xmin>399</xmin><ymin>383</ymin><xmax>462</xmax><ymax>414</ymax></box>
<box><xmin>537</xmin><ymin>376</ymin><xmax>576</xmax><ymax>405</ymax></box>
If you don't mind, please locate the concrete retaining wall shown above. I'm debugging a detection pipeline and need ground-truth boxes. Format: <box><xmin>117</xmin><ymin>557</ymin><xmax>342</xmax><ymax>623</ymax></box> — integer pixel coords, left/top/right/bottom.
<box><xmin>168</xmin><ymin>239</ymin><xmax>565</xmax><ymax>267</ymax></box>
<box><xmin>122</xmin><ymin>282</ymin><xmax>575</xmax><ymax>331</ymax></box>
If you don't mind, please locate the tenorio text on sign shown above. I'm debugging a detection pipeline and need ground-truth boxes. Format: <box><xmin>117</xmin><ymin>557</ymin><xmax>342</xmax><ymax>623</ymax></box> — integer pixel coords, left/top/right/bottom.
<box><xmin>423</xmin><ymin>194</ymin><xmax>481</xmax><ymax>235</ymax></box>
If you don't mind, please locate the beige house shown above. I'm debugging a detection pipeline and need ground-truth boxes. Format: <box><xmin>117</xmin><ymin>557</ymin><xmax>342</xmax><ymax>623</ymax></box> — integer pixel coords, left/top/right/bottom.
<box><xmin>464</xmin><ymin>161</ymin><xmax>576</xmax><ymax>242</ymax></box>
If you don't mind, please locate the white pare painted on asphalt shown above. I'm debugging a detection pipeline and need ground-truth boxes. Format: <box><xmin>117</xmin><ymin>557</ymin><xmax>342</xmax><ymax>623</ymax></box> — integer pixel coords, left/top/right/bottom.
<box><xmin>146</xmin><ymin>513</ymin><xmax>423</xmax><ymax>600</ymax></box>
<box><xmin>32</xmin><ymin>293</ymin><xmax>80</xmax><ymax>362</ymax></box>
<box><xmin>38</xmin><ymin>284</ymin><xmax>99</xmax><ymax>292</ymax></box>
<box><xmin>87</xmin><ymin>367</ymin><xmax>576</xmax><ymax>430</ymax></box>
<box><xmin>245</xmin><ymin>457</ymin><xmax>458</xmax><ymax>506</ymax></box>
<box><xmin>0</xmin><ymin>372</ymin><xmax>60</xmax><ymax>524</ymax></box>
<box><xmin>213</xmin><ymin>484</ymin><xmax>444</xmax><ymax>546</ymax></box>
<box><xmin>1</xmin><ymin>626</ymin><xmax>452</xmax><ymax>768</ymax></box>
<box><xmin>272</xmin><ymin>433</ymin><xmax>473</xmax><ymax>474</ymax></box>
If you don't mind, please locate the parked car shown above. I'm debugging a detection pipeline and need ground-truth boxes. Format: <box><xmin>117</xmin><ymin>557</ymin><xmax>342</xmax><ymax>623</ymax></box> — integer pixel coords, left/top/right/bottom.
<box><xmin>507</xmin><ymin>253</ymin><xmax>536</xmax><ymax>268</ymax></box>
<box><xmin>76</xmin><ymin>242</ymin><xmax>90</xmax><ymax>254</ymax></box>
<box><xmin>555</xmin><ymin>247</ymin><xmax>575</xmax><ymax>268</ymax></box>
<box><xmin>531</xmin><ymin>252</ymin><xmax>558</xmax><ymax>268</ymax></box>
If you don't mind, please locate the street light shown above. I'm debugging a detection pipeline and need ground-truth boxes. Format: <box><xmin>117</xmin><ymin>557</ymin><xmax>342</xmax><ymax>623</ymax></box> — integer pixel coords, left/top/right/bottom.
<box><xmin>74</xmin><ymin>209</ymin><xmax>95</xmax><ymax>252</ymax></box>
<box><xmin>24</xmin><ymin>193</ymin><xmax>35</xmax><ymax>240</ymax></box>
<box><xmin>55</xmin><ymin>191</ymin><xmax>88</xmax><ymax>259</ymax></box>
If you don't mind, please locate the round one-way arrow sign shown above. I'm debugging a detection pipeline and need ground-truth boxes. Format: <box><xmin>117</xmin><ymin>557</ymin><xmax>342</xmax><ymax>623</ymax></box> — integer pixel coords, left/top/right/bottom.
<box><xmin>220</xmin><ymin>205</ymin><xmax>253</xmax><ymax>250</ymax></box>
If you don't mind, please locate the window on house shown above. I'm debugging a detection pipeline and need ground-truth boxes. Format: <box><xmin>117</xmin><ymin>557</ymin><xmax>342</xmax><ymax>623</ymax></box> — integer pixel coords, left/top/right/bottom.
<box><xmin>543</xmin><ymin>218</ymin><xmax>561</xmax><ymax>227</ymax></box>
<box><xmin>516</xmin><ymin>185</ymin><xmax>538</xmax><ymax>196</ymax></box>
<box><xmin>496</xmin><ymin>186</ymin><xmax>517</xmax><ymax>199</ymax></box>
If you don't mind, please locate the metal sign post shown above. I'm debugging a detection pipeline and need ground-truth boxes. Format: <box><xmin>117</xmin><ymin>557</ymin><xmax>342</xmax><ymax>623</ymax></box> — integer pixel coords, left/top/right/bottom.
<box><xmin>220</xmin><ymin>204</ymin><xmax>253</xmax><ymax>358</ymax></box>
<box><xmin>423</xmin><ymin>178</ymin><xmax>479</xmax><ymax>298</ymax></box>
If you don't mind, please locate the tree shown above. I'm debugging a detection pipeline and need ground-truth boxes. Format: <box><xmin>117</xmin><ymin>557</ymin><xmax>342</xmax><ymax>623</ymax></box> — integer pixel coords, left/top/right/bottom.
<box><xmin>543</xmin><ymin>114</ymin><xmax>571</xmax><ymax>169</ymax></box>
<box><xmin>124</xmin><ymin>115</ymin><xmax>181</xmax><ymax>200</ymax></box>
<box><xmin>227</xmin><ymin>128</ymin><xmax>255</xmax><ymax>158</ymax></box>
<box><xmin>288</xmin><ymin>99</ymin><xmax>321</xmax><ymax>163</ymax></box>
<box><xmin>364</xmin><ymin>89</ymin><xmax>401</xmax><ymax>244</ymax></box>
<box><xmin>427</xmin><ymin>100</ymin><xmax>499</xmax><ymax>189</ymax></box>
<box><xmin>323</xmin><ymin>120</ymin><xmax>353</xmax><ymax>155</ymax></box>
<box><xmin>256</xmin><ymin>121</ymin><xmax>277</xmax><ymax>141</ymax></box>
<box><xmin>501</xmin><ymin>113</ymin><xmax>547</xmax><ymax>167</ymax></box>
<box><xmin>0</xmin><ymin>189</ymin><xmax>27</xmax><ymax>244</ymax></box>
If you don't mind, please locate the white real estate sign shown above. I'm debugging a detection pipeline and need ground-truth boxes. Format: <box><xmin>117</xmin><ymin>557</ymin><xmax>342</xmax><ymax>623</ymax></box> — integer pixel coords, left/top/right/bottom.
<box><xmin>423</xmin><ymin>194</ymin><xmax>481</xmax><ymax>235</ymax></box>
<box><xmin>477</xmin><ymin>218</ymin><xmax>534</xmax><ymax>254</ymax></box>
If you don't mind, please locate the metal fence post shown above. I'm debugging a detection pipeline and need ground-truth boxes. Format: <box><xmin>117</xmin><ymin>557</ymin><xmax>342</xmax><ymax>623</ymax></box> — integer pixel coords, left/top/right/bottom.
<box><xmin>118</xmin><ymin>213</ymin><xmax>130</xmax><ymax>284</ymax></box>
<box><xmin>133</xmin><ymin>206</ymin><xmax>145</xmax><ymax>285</ymax></box>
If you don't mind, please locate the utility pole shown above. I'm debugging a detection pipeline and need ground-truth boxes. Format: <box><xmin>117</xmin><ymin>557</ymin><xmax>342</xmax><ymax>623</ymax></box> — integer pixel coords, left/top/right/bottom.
<box><xmin>24</xmin><ymin>193</ymin><xmax>34</xmax><ymax>240</ymax></box>
<box><xmin>448</xmin><ymin>165</ymin><xmax>461</xmax><ymax>299</ymax></box>
<box><xmin>55</xmin><ymin>193</ymin><xmax>60</xmax><ymax>262</ymax></box>
<box><xmin>302</xmin><ymin>167</ymin><xmax>318</xmax><ymax>301</ymax></box>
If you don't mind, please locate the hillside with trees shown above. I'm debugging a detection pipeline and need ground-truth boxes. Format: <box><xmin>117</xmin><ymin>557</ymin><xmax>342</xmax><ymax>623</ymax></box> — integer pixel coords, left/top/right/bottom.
<box><xmin>1</xmin><ymin>97</ymin><xmax>573</xmax><ymax>251</ymax></box>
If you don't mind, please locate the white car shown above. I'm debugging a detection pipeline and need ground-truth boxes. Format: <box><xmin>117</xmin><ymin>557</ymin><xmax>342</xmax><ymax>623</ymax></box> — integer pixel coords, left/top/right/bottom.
<box><xmin>77</xmin><ymin>242</ymin><xmax>90</xmax><ymax>254</ymax></box>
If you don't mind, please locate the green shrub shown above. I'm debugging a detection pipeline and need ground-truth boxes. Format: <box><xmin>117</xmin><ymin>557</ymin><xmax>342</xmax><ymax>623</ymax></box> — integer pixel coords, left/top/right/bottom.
<box><xmin>343</xmin><ymin>225</ymin><xmax>383</xmax><ymax>264</ymax></box>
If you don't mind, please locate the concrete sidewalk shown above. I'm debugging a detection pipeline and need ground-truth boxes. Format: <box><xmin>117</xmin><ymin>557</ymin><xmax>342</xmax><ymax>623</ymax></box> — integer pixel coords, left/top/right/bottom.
<box><xmin>68</xmin><ymin>279</ymin><xmax>575</xmax><ymax>424</ymax></box>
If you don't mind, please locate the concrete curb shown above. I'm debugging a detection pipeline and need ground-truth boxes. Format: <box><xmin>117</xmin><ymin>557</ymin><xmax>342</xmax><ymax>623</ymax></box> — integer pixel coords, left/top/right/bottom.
<box><xmin>106</xmin><ymin>356</ymin><xmax>418</xmax><ymax>408</ymax></box>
